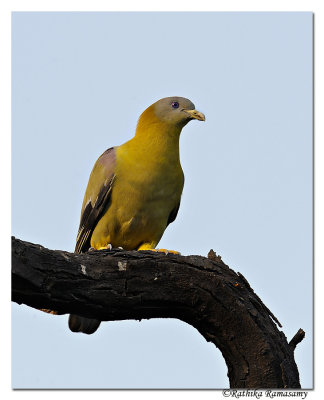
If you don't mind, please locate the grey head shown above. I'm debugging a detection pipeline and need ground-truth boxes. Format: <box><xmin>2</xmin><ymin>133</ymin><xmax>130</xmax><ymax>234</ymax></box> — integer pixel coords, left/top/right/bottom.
<box><xmin>152</xmin><ymin>96</ymin><xmax>205</xmax><ymax>127</ymax></box>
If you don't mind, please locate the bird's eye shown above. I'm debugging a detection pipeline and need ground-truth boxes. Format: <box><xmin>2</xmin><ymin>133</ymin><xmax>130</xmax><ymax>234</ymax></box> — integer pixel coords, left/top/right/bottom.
<box><xmin>171</xmin><ymin>101</ymin><xmax>179</xmax><ymax>109</ymax></box>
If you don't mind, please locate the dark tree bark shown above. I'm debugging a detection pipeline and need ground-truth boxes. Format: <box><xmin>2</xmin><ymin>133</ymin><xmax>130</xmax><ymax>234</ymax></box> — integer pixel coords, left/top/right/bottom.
<box><xmin>11</xmin><ymin>237</ymin><xmax>304</xmax><ymax>388</ymax></box>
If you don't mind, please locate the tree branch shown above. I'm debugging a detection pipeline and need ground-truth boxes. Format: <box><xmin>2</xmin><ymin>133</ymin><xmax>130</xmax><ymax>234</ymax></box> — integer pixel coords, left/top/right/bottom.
<box><xmin>11</xmin><ymin>237</ymin><xmax>304</xmax><ymax>388</ymax></box>
<box><xmin>289</xmin><ymin>329</ymin><xmax>306</xmax><ymax>350</ymax></box>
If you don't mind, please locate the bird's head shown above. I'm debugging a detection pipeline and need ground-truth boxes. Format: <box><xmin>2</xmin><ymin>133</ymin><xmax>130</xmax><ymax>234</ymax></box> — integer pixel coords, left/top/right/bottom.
<box><xmin>136</xmin><ymin>97</ymin><xmax>205</xmax><ymax>135</ymax></box>
<box><xmin>153</xmin><ymin>96</ymin><xmax>205</xmax><ymax>127</ymax></box>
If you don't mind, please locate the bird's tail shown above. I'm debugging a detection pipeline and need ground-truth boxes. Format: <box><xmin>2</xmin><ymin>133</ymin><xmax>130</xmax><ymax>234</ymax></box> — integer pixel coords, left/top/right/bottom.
<box><xmin>68</xmin><ymin>314</ymin><xmax>101</xmax><ymax>334</ymax></box>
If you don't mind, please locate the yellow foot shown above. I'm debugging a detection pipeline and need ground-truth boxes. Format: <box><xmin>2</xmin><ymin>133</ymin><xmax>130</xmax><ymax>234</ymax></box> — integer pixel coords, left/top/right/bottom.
<box><xmin>89</xmin><ymin>244</ymin><xmax>113</xmax><ymax>251</ymax></box>
<box><xmin>166</xmin><ymin>249</ymin><xmax>181</xmax><ymax>255</ymax></box>
<box><xmin>139</xmin><ymin>248</ymin><xmax>181</xmax><ymax>255</ymax></box>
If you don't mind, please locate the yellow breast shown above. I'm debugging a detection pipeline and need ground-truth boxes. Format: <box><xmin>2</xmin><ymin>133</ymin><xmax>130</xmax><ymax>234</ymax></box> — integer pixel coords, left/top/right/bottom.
<box><xmin>90</xmin><ymin>116</ymin><xmax>184</xmax><ymax>250</ymax></box>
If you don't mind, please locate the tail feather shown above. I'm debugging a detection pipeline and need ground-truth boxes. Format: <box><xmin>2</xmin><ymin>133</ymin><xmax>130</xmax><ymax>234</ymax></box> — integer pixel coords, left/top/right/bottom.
<box><xmin>68</xmin><ymin>314</ymin><xmax>101</xmax><ymax>334</ymax></box>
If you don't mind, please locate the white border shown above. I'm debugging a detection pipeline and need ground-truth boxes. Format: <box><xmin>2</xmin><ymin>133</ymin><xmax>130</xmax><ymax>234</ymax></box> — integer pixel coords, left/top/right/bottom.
<box><xmin>2</xmin><ymin>1</ymin><xmax>323</xmax><ymax>399</ymax></box>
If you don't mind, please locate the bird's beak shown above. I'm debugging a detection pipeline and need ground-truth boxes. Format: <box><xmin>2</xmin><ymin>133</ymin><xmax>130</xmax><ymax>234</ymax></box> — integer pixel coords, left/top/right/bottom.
<box><xmin>183</xmin><ymin>109</ymin><xmax>206</xmax><ymax>121</ymax></box>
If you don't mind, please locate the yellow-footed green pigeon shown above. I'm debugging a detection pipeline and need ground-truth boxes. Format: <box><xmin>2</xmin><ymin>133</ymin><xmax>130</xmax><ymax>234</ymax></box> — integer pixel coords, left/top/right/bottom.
<box><xmin>69</xmin><ymin>96</ymin><xmax>205</xmax><ymax>334</ymax></box>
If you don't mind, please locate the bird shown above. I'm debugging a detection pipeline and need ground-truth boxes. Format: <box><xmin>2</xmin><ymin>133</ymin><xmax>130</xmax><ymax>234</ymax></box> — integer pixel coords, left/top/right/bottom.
<box><xmin>68</xmin><ymin>96</ymin><xmax>205</xmax><ymax>334</ymax></box>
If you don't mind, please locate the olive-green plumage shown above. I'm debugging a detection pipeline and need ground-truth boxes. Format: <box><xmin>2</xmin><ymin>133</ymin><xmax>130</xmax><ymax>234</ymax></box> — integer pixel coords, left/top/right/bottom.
<box><xmin>69</xmin><ymin>96</ymin><xmax>205</xmax><ymax>334</ymax></box>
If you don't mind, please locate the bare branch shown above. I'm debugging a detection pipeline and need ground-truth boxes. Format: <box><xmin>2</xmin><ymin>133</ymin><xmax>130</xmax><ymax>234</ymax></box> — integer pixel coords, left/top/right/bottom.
<box><xmin>12</xmin><ymin>236</ymin><xmax>303</xmax><ymax>388</ymax></box>
<box><xmin>289</xmin><ymin>329</ymin><xmax>306</xmax><ymax>350</ymax></box>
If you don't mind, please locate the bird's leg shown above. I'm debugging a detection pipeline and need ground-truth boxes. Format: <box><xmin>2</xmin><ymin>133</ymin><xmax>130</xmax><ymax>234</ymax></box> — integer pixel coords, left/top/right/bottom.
<box><xmin>158</xmin><ymin>249</ymin><xmax>181</xmax><ymax>255</ymax></box>
<box><xmin>137</xmin><ymin>243</ymin><xmax>181</xmax><ymax>255</ymax></box>
<box><xmin>88</xmin><ymin>244</ymin><xmax>113</xmax><ymax>251</ymax></box>
<box><xmin>97</xmin><ymin>244</ymin><xmax>113</xmax><ymax>251</ymax></box>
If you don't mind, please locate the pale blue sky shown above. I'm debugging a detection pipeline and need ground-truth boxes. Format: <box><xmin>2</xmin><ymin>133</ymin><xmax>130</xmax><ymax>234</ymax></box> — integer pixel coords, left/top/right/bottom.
<box><xmin>11</xmin><ymin>12</ymin><xmax>313</xmax><ymax>389</ymax></box>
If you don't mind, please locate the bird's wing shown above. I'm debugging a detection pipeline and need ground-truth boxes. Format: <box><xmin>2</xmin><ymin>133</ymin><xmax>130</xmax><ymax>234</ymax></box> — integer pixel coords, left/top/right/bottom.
<box><xmin>75</xmin><ymin>147</ymin><xmax>116</xmax><ymax>253</ymax></box>
<box><xmin>166</xmin><ymin>170</ymin><xmax>184</xmax><ymax>227</ymax></box>
<box><xmin>167</xmin><ymin>202</ymin><xmax>181</xmax><ymax>226</ymax></box>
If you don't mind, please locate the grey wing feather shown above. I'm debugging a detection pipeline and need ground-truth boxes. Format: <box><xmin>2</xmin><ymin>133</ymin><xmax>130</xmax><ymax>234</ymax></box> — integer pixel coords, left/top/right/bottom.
<box><xmin>167</xmin><ymin>202</ymin><xmax>181</xmax><ymax>226</ymax></box>
<box><xmin>75</xmin><ymin>147</ymin><xmax>116</xmax><ymax>253</ymax></box>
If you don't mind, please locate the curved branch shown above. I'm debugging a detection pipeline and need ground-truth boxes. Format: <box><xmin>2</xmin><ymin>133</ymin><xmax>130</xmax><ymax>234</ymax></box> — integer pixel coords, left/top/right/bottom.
<box><xmin>11</xmin><ymin>237</ymin><xmax>303</xmax><ymax>388</ymax></box>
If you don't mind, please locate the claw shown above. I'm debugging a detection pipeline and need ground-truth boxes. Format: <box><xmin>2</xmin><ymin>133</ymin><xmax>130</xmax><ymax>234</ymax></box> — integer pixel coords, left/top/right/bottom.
<box><xmin>155</xmin><ymin>248</ymin><xmax>181</xmax><ymax>255</ymax></box>
<box><xmin>156</xmin><ymin>248</ymin><xmax>169</xmax><ymax>255</ymax></box>
<box><xmin>166</xmin><ymin>249</ymin><xmax>181</xmax><ymax>255</ymax></box>
<box><xmin>139</xmin><ymin>248</ymin><xmax>181</xmax><ymax>255</ymax></box>
<box><xmin>98</xmin><ymin>244</ymin><xmax>112</xmax><ymax>251</ymax></box>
